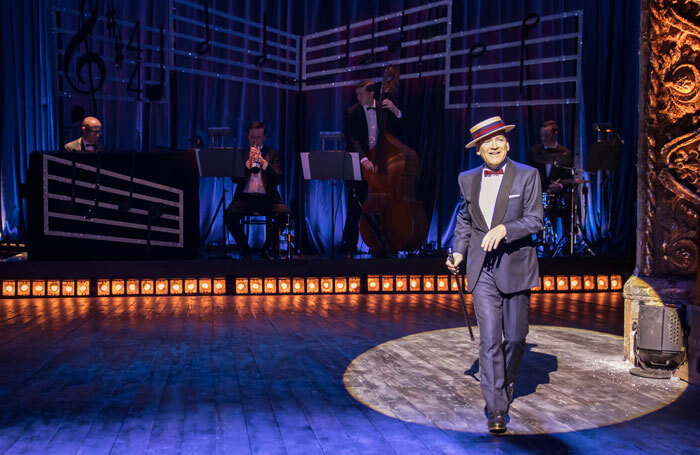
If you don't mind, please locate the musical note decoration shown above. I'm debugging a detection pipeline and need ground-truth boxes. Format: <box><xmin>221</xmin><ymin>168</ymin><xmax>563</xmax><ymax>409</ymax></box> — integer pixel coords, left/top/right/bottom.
<box><xmin>145</xmin><ymin>25</ymin><xmax>166</xmax><ymax>101</ymax></box>
<box><xmin>359</xmin><ymin>17</ymin><xmax>376</xmax><ymax>65</ymax></box>
<box><xmin>519</xmin><ymin>13</ymin><xmax>540</xmax><ymax>95</ymax></box>
<box><xmin>62</xmin><ymin>0</ymin><xmax>107</xmax><ymax>95</ymax></box>
<box><xmin>466</xmin><ymin>42</ymin><xmax>486</xmax><ymax>116</ymax></box>
<box><xmin>257</xmin><ymin>13</ymin><xmax>268</xmax><ymax>66</ymax></box>
<box><xmin>197</xmin><ymin>0</ymin><xmax>211</xmax><ymax>55</ymax></box>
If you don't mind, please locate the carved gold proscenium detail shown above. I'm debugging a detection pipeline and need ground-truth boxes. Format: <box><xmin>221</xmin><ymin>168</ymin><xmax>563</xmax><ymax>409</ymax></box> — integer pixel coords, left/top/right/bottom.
<box><xmin>641</xmin><ymin>0</ymin><xmax>700</xmax><ymax>276</ymax></box>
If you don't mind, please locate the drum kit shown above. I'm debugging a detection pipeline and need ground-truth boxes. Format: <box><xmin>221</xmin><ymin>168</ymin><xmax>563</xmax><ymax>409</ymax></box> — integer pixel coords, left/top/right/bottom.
<box><xmin>535</xmin><ymin>153</ymin><xmax>595</xmax><ymax>257</ymax></box>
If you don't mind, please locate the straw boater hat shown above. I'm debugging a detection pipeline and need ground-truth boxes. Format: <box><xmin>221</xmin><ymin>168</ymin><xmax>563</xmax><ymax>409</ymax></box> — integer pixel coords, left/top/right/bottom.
<box><xmin>464</xmin><ymin>116</ymin><xmax>515</xmax><ymax>149</ymax></box>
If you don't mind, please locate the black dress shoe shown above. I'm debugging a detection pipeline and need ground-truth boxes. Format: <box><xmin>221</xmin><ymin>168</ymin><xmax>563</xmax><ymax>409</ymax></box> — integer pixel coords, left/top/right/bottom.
<box><xmin>487</xmin><ymin>410</ymin><xmax>507</xmax><ymax>434</ymax></box>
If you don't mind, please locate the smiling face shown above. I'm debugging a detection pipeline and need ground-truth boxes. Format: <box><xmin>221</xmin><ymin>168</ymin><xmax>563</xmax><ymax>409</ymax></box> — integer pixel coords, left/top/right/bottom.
<box><xmin>476</xmin><ymin>133</ymin><xmax>509</xmax><ymax>170</ymax></box>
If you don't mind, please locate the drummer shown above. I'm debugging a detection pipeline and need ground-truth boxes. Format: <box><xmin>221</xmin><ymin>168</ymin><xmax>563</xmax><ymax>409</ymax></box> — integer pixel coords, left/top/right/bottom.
<box><xmin>529</xmin><ymin>120</ymin><xmax>574</xmax><ymax>235</ymax></box>
<box><xmin>529</xmin><ymin>120</ymin><xmax>574</xmax><ymax>192</ymax></box>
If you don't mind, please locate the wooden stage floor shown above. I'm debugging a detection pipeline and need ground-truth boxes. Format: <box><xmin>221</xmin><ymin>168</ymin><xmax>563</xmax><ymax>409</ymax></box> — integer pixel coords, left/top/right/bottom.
<box><xmin>0</xmin><ymin>292</ymin><xmax>697</xmax><ymax>454</ymax></box>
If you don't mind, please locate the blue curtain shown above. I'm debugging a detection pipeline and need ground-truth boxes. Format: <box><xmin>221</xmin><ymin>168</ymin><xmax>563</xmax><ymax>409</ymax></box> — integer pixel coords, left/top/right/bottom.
<box><xmin>1</xmin><ymin>0</ymin><xmax>58</xmax><ymax>241</ymax></box>
<box><xmin>0</xmin><ymin>0</ymin><xmax>639</xmax><ymax>257</ymax></box>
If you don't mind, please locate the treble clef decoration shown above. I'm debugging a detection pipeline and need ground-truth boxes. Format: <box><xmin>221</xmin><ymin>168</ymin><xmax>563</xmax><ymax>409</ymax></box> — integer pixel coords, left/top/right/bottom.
<box><xmin>63</xmin><ymin>0</ymin><xmax>107</xmax><ymax>100</ymax></box>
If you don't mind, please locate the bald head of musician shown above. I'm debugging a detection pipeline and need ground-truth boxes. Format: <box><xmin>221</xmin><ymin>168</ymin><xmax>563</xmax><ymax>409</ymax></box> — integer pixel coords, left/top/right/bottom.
<box><xmin>64</xmin><ymin>116</ymin><xmax>104</xmax><ymax>153</ymax></box>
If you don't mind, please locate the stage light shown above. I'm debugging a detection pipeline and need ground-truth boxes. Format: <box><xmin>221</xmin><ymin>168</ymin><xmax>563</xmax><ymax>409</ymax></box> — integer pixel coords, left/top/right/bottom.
<box><xmin>542</xmin><ymin>276</ymin><xmax>555</xmax><ymax>292</ymax></box>
<box><xmin>293</xmin><ymin>278</ymin><xmax>305</xmax><ymax>293</ymax></box>
<box><xmin>97</xmin><ymin>280</ymin><xmax>110</xmax><ymax>296</ymax></box>
<box><xmin>156</xmin><ymin>279</ymin><xmax>168</xmax><ymax>295</ymax></box>
<box><xmin>556</xmin><ymin>276</ymin><xmax>569</xmax><ymax>292</ymax></box>
<box><xmin>381</xmin><ymin>275</ymin><xmax>394</xmax><ymax>292</ymax></box>
<box><xmin>450</xmin><ymin>275</ymin><xmax>460</xmax><ymax>292</ymax></box>
<box><xmin>213</xmin><ymin>278</ymin><xmax>226</xmax><ymax>294</ymax></box>
<box><xmin>596</xmin><ymin>275</ymin><xmax>609</xmax><ymax>291</ymax></box>
<box><xmin>185</xmin><ymin>279</ymin><xmax>198</xmax><ymax>294</ymax></box>
<box><xmin>306</xmin><ymin>277</ymin><xmax>319</xmax><ymax>293</ymax></box>
<box><xmin>2</xmin><ymin>281</ymin><xmax>16</xmax><ymax>297</ymax></box>
<box><xmin>437</xmin><ymin>275</ymin><xmax>449</xmax><ymax>292</ymax></box>
<box><xmin>278</xmin><ymin>278</ymin><xmax>291</xmax><ymax>294</ymax></box>
<box><xmin>18</xmin><ymin>280</ymin><xmax>30</xmax><ymax>296</ymax></box>
<box><xmin>409</xmin><ymin>275</ymin><xmax>421</xmax><ymax>292</ymax></box>
<box><xmin>235</xmin><ymin>278</ymin><xmax>249</xmax><ymax>294</ymax></box>
<box><xmin>319</xmin><ymin>277</ymin><xmax>332</xmax><ymax>293</ymax></box>
<box><xmin>395</xmin><ymin>275</ymin><xmax>408</xmax><ymax>292</ymax></box>
<box><xmin>77</xmin><ymin>280</ymin><xmax>90</xmax><ymax>296</ymax></box>
<box><xmin>264</xmin><ymin>278</ymin><xmax>278</xmax><ymax>294</ymax></box>
<box><xmin>367</xmin><ymin>275</ymin><xmax>380</xmax><ymax>292</ymax></box>
<box><xmin>610</xmin><ymin>275</ymin><xmax>622</xmax><ymax>290</ymax></box>
<box><xmin>348</xmin><ymin>277</ymin><xmax>360</xmax><ymax>293</ymax></box>
<box><xmin>531</xmin><ymin>277</ymin><xmax>542</xmax><ymax>292</ymax></box>
<box><xmin>569</xmin><ymin>276</ymin><xmax>582</xmax><ymax>291</ymax></box>
<box><xmin>583</xmin><ymin>275</ymin><xmax>595</xmax><ymax>291</ymax></box>
<box><xmin>334</xmin><ymin>277</ymin><xmax>346</xmax><ymax>293</ymax></box>
<box><xmin>250</xmin><ymin>278</ymin><xmax>263</xmax><ymax>294</ymax></box>
<box><xmin>422</xmin><ymin>275</ymin><xmax>435</xmax><ymax>292</ymax></box>
<box><xmin>199</xmin><ymin>278</ymin><xmax>212</xmax><ymax>294</ymax></box>
<box><xmin>141</xmin><ymin>280</ymin><xmax>154</xmax><ymax>295</ymax></box>
<box><xmin>112</xmin><ymin>280</ymin><xmax>125</xmax><ymax>295</ymax></box>
<box><xmin>170</xmin><ymin>279</ymin><xmax>183</xmax><ymax>294</ymax></box>
<box><xmin>126</xmin><ymin>279</ymin><xmax>139</xmax><ymax>295</ymax></box>
<box><xmin>32</xmin><ymin>280</ymin><xmax>45</xmax><ymax>296</ymax></box>
<box><xmin>45</xmin><ymin>280</ymin><xmax>60</xmax><ymax>296</ymax></box>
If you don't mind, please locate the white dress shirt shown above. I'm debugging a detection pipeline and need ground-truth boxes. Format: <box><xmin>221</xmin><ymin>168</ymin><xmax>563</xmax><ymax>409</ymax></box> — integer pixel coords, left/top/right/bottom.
<box><xmin>360</xmin><ymin>101</ymin><xmax>402</xmax><ymax>163</ymax></box>
<box><xmin>479</xmin><ymin>162</ymin><xmax>507</xmax><ymax>229</ymax></box>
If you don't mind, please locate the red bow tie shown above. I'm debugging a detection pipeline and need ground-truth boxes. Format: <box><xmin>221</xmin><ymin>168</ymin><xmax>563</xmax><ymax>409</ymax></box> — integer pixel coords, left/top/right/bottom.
<box><xmin>484</xmin><ymin>169</ymin><xmax>504</xmax><ymax>176</ymax></box>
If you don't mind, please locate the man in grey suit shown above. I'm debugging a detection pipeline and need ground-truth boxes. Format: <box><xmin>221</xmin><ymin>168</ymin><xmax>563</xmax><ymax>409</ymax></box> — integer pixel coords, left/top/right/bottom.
<box><xmin>63</xmin><ymin>116</ymin><xmax>104</xmax><ymax>153</ymax></box>
<box><xmin>446</xmin><ymin>116</ymin><xmax>543</xmax><ymax>434</ymax></box>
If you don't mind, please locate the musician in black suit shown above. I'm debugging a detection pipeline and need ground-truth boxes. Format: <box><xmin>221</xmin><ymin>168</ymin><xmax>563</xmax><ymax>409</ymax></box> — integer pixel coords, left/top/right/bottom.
<box><xmin>340</xmin><ymin>80</ymin><xmax>402</xmax><ymax>258</ymax></box>
<box><xmin>528</xmin><ymin>120</ymin><xmax>574</xmax><ymax>233</ymax></box>
<box><xmin>63</xmin><ymin>116</ymin><xmax>104</xmax><ymax>153</ymax></box>
<box><xmin>223</xmin><ymin>121</ymin><xmax>290</xmax><ymax>259</ymax></box>
<box><xmin>447</xmin><ymin>116</ymin><xmax>543</xmax><ymax>434</ymax></box>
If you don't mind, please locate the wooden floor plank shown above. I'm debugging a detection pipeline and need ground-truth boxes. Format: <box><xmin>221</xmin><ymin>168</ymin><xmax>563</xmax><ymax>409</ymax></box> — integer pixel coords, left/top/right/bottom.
<box><xmin>0</xmin><ymin>292</ymin><xmax>697</xmax><ymax>455</ymax></box>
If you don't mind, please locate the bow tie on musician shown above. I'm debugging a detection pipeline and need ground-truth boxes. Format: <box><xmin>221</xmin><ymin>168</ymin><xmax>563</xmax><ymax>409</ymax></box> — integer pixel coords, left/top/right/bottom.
<box><xmin>222</xmin><ymin>120</ymin><xmax>291</xmax><ymax>260</ymax></box>
<box><xmin>63</xmin><ymin>116</ymin><xmax>105</xmax><ymax>154</ymax></box>
<box><xmin>339</xmin><ymin>79</ymin><xmax>403</xmax><ymax>259</ymax></box>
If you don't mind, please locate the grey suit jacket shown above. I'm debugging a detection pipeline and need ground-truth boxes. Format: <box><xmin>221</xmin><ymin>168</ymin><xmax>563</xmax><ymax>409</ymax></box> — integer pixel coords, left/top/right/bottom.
<box><xmin>64</xmin><ymin>138</ymin><xmax>104</xmax><ymax>153</ymax></box>
<box><xmin>452</xmin><ymin>159</ymin><xmax>543</xmax><ymax>294</ymax></box>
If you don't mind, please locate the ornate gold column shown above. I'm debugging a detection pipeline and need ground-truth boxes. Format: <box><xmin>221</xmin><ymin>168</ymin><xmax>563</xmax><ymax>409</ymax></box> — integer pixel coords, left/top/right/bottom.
<box><xmin>629</xmin><ymin>0</ymin><xmax>700</xmax><ymax>384</ymax></box>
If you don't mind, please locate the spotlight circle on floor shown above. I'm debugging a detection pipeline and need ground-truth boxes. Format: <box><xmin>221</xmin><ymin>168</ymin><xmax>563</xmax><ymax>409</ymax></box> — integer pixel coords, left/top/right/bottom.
<box><xmin>343</xmin><ymin>326</ymin><xmax>687</xmax><ymax>435</ymax></box>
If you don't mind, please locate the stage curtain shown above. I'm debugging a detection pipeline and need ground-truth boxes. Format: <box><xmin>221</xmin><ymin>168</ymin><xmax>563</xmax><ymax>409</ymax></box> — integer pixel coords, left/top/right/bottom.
<box><xmin>0</xmin><ymin>0</ymin><xmax>639</xmax><ymax>258</ymax></box>
<box><xmin>0</xmin><ymin>0</ymin><xmax>58</xmax><ymax>241</ymax></box>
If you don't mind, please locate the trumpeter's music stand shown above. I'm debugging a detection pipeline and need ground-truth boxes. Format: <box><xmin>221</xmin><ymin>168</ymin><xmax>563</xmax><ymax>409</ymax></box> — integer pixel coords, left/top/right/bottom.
<box><xmin>300</xmin><ymin>150</ymin><xmax>362</xmax><ymax>257</ymax></box>
<box><xmin>197</xmin><ymin>147</ymin><xmax>246</xmax><ymax>257</ymax></box>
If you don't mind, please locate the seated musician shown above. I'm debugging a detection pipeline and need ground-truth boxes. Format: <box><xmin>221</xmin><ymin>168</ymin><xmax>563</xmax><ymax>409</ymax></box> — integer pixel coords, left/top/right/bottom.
<box><xmin>340</xmin><ymin>80</ymin><xmax>402</xmax><ymax>258</ymax></box>
<box><xmin>528</xmin><ymin>120</ymin><xmax>574</xmax><ymax>233</ymax></box>
<box><xmin>64</xmin><ymin>116</ymin><xmax>104</xmax><ymax>153</ymax></box>
<box><xmin>223</xmin><ymin>121</ymin><xmax>291</xmax><ymax>260</ymax></box>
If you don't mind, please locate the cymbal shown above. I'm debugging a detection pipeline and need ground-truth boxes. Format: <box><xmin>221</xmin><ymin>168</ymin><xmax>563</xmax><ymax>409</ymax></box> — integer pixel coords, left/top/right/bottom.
<box><xmin>559</xmin><ymin>178</ymin><xmax>592</xmax><ymax>184</ymax></box>
<box><xmin>533</xmin><ymin>154</ymin><xmax>556</xmax><ymax>164</ymax></box>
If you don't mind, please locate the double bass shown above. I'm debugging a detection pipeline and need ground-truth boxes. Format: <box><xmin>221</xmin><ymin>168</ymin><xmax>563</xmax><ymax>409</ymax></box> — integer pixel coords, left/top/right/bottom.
<box><xmin>359</xmin><ymin>66</ymin><xmax>428</xmax><ymax>252</ymax></box>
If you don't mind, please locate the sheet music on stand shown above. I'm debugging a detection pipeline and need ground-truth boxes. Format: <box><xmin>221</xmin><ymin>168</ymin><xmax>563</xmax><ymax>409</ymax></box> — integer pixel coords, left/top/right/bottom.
<box><xmin>196</xmin><ymin>148</ymin><xmax>247</xmax><ymax>178</ymax></box>
<box><xmin>196</xmin><ymin>148</ymin><xmax>247</xmax><ymax>255</ymax></box>
<box><xmin>300</xmin><ymin>151</ymin><xmax>362</xmax><ymax>181</ymax></box>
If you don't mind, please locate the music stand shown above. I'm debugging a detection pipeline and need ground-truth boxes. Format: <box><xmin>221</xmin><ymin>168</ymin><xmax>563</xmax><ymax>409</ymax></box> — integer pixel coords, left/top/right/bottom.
<box><xmin>197</xmin><ymin>148</ymin><xmax>247</xmax><ymax>256</ymax></box>
<box><xmin>300</xmin><ymin>151</ymin><xmax>361</xmax><ymax>257</ymax></box>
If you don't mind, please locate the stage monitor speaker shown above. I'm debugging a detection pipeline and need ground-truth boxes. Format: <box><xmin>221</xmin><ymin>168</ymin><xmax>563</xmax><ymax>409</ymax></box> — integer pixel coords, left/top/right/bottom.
<box><xmin>635</xmin><ymin>304</ymin><xmax>685</xmax><ymax>371</ymax></box>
